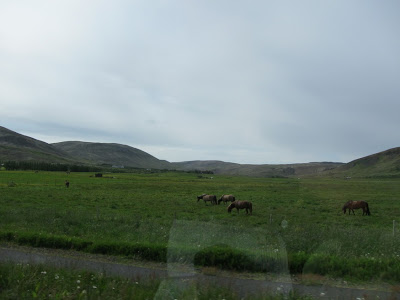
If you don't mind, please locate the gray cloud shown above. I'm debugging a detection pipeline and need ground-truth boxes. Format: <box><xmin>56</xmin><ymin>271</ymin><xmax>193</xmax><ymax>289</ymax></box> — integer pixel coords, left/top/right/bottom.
<box><xmin>1</xmin><ymin>1</ymin><xmax>399</xmax><ymax>164</ymax></box>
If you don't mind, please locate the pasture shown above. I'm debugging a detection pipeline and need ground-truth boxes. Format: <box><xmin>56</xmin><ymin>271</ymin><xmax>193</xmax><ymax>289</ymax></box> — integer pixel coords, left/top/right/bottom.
<box><xmin>0</xmin><ymin>170</ymin><xmax>400</xmax><ymax>283</ymax></box>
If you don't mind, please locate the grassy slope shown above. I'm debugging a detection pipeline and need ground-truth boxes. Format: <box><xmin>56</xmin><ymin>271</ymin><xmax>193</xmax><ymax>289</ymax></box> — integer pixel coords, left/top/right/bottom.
<box><xmin>322</xmin><ymin>147</ymin><xmax>400</xmax><ymax>178</ymax></box>
<box><xmin>0</xmin><ymin>126</ymin><xmax>75</xmax><ymax>163</ymax></box>
<box><xmin>52</xmin><ymin>141</ymin><xmax>171</xmax><ymax>169</ymax></box>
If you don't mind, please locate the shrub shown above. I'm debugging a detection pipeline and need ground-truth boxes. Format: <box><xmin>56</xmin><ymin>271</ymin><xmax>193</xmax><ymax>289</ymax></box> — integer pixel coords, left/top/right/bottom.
<box><xmin>194</xmin><ymin>245</ymin><xmax>254</xmax><ymax>271</ymax></box>
<box><xmin>288</xmin><ymin>251</ymin><xmax>309</xmax><ymax>273</ymax></box>
<box><xmin>88</xmin><ymin>242</ymin><xmax>167</xmax><ymax>262</ymax></box>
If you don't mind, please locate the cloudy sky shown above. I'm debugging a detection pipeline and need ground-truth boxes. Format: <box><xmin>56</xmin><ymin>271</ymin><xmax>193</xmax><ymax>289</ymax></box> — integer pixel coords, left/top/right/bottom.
<box><xmin>1</xmin><ymin>1</ymin><xmax>399</xmax><ymax>164</ymax></box>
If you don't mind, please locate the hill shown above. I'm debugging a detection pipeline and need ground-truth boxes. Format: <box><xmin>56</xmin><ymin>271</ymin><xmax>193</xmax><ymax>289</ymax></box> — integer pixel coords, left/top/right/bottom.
<box><xmin>52</xmin><ymin>141</ymin><xmax>171</xmax><ymax>169</ymax></box>
<box><xmin>2</xmin><ymin>125</ymin><xmax>400</xmax><ymax>178</ymax></box>
<box><xmin>172</xmin><ymin>160</ymin><xmax>342</xmax><ymax>177</ymax></box>
<box><xmin>0</xmin><ymin>126</ymin><xmax>75</xmax><ymax>163</ymax></box>
<box><xmin>0</xmin><ymin>126</ymin><xmax>172</xmax><ymax>170</ymax></box>
<box><xmin>324</xmin><ymin>147</ymin><xmax>400</xmax><ymax>178</ymax></box>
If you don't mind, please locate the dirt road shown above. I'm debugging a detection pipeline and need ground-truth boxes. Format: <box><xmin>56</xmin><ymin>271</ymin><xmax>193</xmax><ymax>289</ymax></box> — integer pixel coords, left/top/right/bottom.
<box><xmin>0</xmin><ymin>244</ymin><xmax>398</xmax><ymax>299</ymax></box>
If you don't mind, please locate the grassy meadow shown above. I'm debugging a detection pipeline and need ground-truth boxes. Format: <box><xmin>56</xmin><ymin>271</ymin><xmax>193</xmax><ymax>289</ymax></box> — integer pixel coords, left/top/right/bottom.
<box><xmin>1</xmin><ymin>170</ymin><xmax>400</xmax><ymax>283</ymax></box>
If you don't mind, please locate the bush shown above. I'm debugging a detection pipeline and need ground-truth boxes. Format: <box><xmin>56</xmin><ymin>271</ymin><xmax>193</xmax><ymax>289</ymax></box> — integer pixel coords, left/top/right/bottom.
<box><xmin>88</xmin><ymin>242</ymin><xmax>167</xmax><ymax>262</ymax></box>
<box><xmin>194</xmin><ymin>245</ymin><xmax>254</xmax><ymax>271</ymax></box>
<box><xmin>288</xmin><ymin>251</ymin><xmax>309</xmax><ymax>273</ymax></box>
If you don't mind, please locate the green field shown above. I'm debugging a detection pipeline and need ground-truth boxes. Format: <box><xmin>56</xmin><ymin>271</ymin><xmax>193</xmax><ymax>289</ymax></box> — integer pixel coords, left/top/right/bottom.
<box><xmin>1</xmin><ymin>170</ymin><xmax>400</xmax><ymax>283</ymax></box>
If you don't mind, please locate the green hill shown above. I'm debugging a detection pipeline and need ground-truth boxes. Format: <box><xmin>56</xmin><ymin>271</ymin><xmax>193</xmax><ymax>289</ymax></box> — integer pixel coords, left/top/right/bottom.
<box><xmin>52</xmin><ymin>141</ymin><xmax>171</xmax><ymax>169</ymax></box>
<box><xmin>324</xmin><ymin>147</ymin><xmax>400</xmax><ymax>178</ymax></box>
<box><xmin>172</xmin><ymin>160</ymin><xmax>342</xmax><ymax>177</ymax></box>
<box><xmin>0</xmin><ymin>126</ymin><xmax>75</xmax><ymax>163</ymax></box>
<box><xmin>2</xmin><ymin>125</ymin><xmax>400</xmax><ymax>178</ymax></box>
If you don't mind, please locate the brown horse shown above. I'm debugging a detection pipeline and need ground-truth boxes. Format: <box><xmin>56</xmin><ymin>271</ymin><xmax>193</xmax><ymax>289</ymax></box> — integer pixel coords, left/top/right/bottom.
<box><xmin>218</xmin><ymin>194</ymin><xmax>236</xmax><ymax>205</ymax></box>
<box><xmin>342</xmin><ymin>200</ymin><xmax>371</xmax><ymax>215</ymax></box>
<box><xmin>227</xmin><ymin>200</ymin><xmax>252</xmax><ymax>215</ymax></box>
<box><xmin>197</xmin><ymin>194</ymin><xmax>217</xmax><ymax>205</ymax></box>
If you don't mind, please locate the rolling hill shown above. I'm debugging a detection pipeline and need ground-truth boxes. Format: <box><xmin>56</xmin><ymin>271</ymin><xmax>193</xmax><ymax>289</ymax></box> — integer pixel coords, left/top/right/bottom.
<box><xmin>52</xmin><ymin>141</ymin><xmax>171</xmax><ymax>169</ymax></box>
<box><xmin>172</xmin><ymin>160</ymin><xmax>342</xmax><ymax>177</ymax></box>
<box><xmin>0</xmin><ymin>126</ymin><xmax>170</xmax><ymax>169</ymax></box>
<box><xmin>323</xmin><ymin>147</ymin><xmax>400</xmax><ymax>178</ymax></box>
<box><xmin>2</xmin><ymin>125</ymin><xmax>400</xmax><ymax>178</ymax></box>
<box><xmin>0</xmin><ymin>126</ymin><xmax>75</xmax><ymax>163</ymax></box>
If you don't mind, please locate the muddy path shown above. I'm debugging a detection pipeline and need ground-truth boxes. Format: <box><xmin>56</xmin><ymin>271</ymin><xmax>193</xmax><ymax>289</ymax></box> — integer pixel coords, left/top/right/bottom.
<box><xmin>0</xmin><ymin>244</ymin><xmax>398</xmax><ymax>299</ymax></box>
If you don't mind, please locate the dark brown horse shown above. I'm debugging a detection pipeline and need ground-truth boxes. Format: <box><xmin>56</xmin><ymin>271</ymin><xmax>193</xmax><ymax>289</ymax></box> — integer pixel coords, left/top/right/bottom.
<box><xmin>227</xmin><ymin>200</ymin><xmax>252</xmax><ymax>214</ymax></box>
<box><xmin>197</xmin><ymin>194</ymin><xmax>217</xmax><ymax>205</ymax></box>
<box><xmin>218</xmin><ymin>194</ymin><xmax>235</xmax><ymax>205</ymax></box>
<box><xmin>342</xmin><ymin>200</ymin><xmax>370</xmax><ymax>215</ymax></box>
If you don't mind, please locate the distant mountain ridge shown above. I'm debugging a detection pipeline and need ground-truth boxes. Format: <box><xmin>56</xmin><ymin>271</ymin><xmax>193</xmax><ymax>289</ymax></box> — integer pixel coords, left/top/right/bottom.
<box><xmin>1</xmin><ymin>125</ymin><xmax>400</xmax><ymax>178</ymax></box>
<box><xmin>171</xmin><ymin>160</ymin><xmax>341</xmax><ymax>177</ymax></box>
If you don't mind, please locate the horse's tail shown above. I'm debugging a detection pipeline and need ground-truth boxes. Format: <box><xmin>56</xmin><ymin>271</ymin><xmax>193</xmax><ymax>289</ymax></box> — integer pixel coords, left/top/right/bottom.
<box><xmin>249</xmin><ymin>202</ymin><xmax>253</xmax><ymax>214</ymax></box>
<box><xmin>366</xmin><ymin>203</ymin><xmax>371</xmax><ymax>215</ymax></box>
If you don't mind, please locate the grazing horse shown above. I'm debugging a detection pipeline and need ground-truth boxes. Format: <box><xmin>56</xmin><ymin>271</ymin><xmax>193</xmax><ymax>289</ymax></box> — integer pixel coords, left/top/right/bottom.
<box><xmin>227</xmin><ymin>200</ymin><xmax>252</xmax><ymax>215</ymax></box>
<box><xmin>218</xmin><ymin>194</ymin><xmax>236</xmax><ymax>205</ymax></box>
<box><xmin>342</xmin><ymin>200</ymin><xmax>370</xmax><ymax>216</ymax></box>
<box><xmin>197</xmin><ymin>194</ymin><xmax>217</xmax><ymax>205</ymax></box>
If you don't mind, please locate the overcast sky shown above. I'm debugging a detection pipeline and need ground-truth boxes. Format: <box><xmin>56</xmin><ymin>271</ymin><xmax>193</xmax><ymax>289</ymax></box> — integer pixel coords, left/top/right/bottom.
<box><xmin>1</xmin><ymin>1</ymin><xmax>399</xmax><ymax>164</ymax></box>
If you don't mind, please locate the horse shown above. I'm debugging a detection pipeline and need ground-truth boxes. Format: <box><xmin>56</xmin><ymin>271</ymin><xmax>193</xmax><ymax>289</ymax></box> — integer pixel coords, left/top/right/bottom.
<box><xmin>197</xmin><ymin>194</ymin><xmax>217</xmax><ymax>205</ymax></box>
<box><xmin>342</xmin><ymin>200</ymin><xmax>370</xmax><ymax>216</ymax></box>
<box><xmin>65</xmin><ymin>180</ymin><xmax>70</xmax><ymax>188</ymax></box>
<box><xmin>218</xmin><ymin>194</ymin><xmax>235</xmax><ymax>205</ymax></box>
<box><xmin>227</xmin><ymin>200</ymin><xmax>252</xmax><ymax>215</ymax></box>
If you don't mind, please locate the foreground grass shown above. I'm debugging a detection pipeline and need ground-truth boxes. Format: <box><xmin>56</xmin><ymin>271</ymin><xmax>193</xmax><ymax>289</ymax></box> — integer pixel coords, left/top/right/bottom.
<box><xmin>0</xmin><ymin>262</ymin><xmax>312</xmax><ymax>300</ymax></box>
<box><xmin>0</xmin><ymin>170</ymin><xmax>400</xmax><ymax>282</ymax></box>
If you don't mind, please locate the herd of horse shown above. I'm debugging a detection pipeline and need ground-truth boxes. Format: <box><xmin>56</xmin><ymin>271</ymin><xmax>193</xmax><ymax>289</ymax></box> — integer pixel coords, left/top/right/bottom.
<box><xmin>197</xmin><ymin>194</ymin><xmax>371</xmax><ymax>216</ymax></box>
<box><xmin>197</xmin><ymin>194</ymin><xmax>253</xmax><ymax>215</ymax></box>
